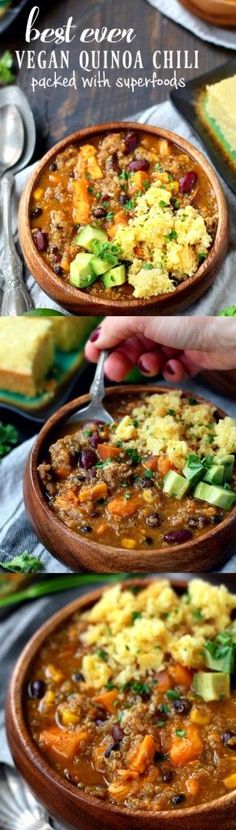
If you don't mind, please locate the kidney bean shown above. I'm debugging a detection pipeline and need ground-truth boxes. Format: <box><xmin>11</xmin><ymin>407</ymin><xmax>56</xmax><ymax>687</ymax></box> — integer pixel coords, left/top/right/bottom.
<box><xmin>163</xmin><ymin>529</ymin><xmax>193</xmax><ymax>545</ymax></box>
<box><xmin>28</xmin><ymin>680</ymin><xmax>45</xmax><ymax>699</ymax></box>
<box><xmin>89</xmin><ymin>432</ymin><xmax>100</xmax><ymax>448</ymax></box>
<box><xmin>124</xmin><ymin>131</ymin><xmax>139</xmax><ymax>154</ymax></box>
<box><xmin>146</xmin><ymin>512</ymin><xmax>162</xmax><ymax>527</ymax></box>
<box><xmin>173</xmin><ymin>698</ymin><xmax>192</xmax><ymax>715</ymax></box>
<box><xmin>34</xmin><ymin>231</ymin><xmax>48</xmax><ymax>252</ymax></box>
<box><xmin>112</xmin><ymin>724</ymin><xmax>124</xmax><ymax>743</ymax></box>
<box><xmin>92</xmin><ymin>207</ymin><xmax>107</xmax><ymax>219</ymax></box>
<box><xmin>109</xmin><ymin>152</ymin><xmax>120</xmax><ymax>173</ymax></box>
<box><xmin>31</xmin><ymin>207</ymin><xmax>42</xmax><ymax>219</ymax></box>
<box><xmin>80</xmin><ymin>448</ymin><xmax>98</xmax><ymax>469</ymax></box>
<box><xmin>222</xmin><ymin>731</ymin><xmax>236</xmax><ymax>749</ymax></box>
<box><xmin>161</xmin><ymin>769</ymin><xmax>175</xmax><ymax>783</ymax></box>
<box><xmin>179</xmin><ymin>171</ymin><xmax>198</xmax><ymax>194</ymax></box>
<box><xmin>128</xmin><ymin>158</ymin><xmax>150</xmax><ymax>173</ymax></box>
<box><xmin>100</xmin><ymin>193</ymin><xmax>110</xmax><ymax>203</ymax></box>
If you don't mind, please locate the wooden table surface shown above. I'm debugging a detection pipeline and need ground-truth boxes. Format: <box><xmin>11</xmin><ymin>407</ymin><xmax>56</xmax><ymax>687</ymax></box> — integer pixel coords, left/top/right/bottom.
<box><xmin>2</xmin><ymin>0</ymin><xmax>229</xmax><ymax>157</ymax></box>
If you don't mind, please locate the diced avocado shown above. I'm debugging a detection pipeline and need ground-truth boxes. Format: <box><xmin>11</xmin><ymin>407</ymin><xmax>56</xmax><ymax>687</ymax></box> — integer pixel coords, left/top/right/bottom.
<box><xmin>203</xmin><ymin>646</ymin><xmax>235</xmax><ymax>674</ymax></box>
<box><xmin>101</xmin><ymin>265</ymin><xmax>126</xmax><ymax>290</ymax></box>
<box><xmin>203</xmin><ymin>464</ymin><xmax>225</xmax><ymax>485</ymax></box>
<box><xmin>194</xmin><ymin>481</ymin><xmax>236</xmax><ymax>510</ymax></box>
<box><xmin>76</xmin><ymin>225</ymin><xmax>108</xmax><ymax>252</ymax></box>
<box><xmin>69</xmin><ymin>253</ymin><xmax>98</xmax><ymax>289</ymax></box>
<box><xmin>163</xmin><ymin>470</ymin><xmax>190</xmax><ymax>499</ymax></box>
<box><xmin>214</xmin><ymin>454</ymin><xmax>235</xmax><ymax>482</ymax></box>
<box><xmin>192</xmin><ymin>671</ymin><xmax>230</xmax><ymax>702</ymax></box>
<box><xmin>91</xmin><ymin>256</ymin><xmax>111</xmax><ymax>277</ymax></box>
<box><xmin>183</xmin><ymin>460</ymin><xmax>203</xmax><ymax>487</ymax></box>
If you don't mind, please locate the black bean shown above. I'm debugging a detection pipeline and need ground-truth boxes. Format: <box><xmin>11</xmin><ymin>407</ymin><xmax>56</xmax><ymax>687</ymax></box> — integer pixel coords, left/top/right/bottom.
<box><xmin>34</xmin><ymin>231</ymin><xmax>48</xmax><ymax>252</ymax></box>
<box><xmin>74</xmin><ymin>224</ymin><xmax>81</xmax><ymax>232</ymax></box>
<box><xmin>139</xmin><ymin>477</ymin><xmax>155</xmax><ymax>488</ymax></box>
<box><xmin>222</xmin><ymin>731</ymin><xmax>236</xmax><ymax>749</ymax></box>
<box><xmin>111</xmin><ymin>724</ymin><xmax>124</xmax><ymax>743</ymax></box>
<box><xmin>53</xmin><ymin>265</ymin><xmax>63</xmax><ymax>275</ymax></box>
<box><xmin>173</xmin><ymin>699</ymin><xmax>192</xmax><ymax>715</ymax></box>
<box><xmin>128</xmin><ymin>158</ymin><xmax>150</xmax><ymax>173</ymax></box>
<box><xmin>172</xmin><ymin>794</ymin><xmax>186</xmax><ymax>806</ymax></box>
<box><xmin>28</xmin><ymin>680</ymin><xmax>45</xmax><ymax>699</ymax></box>
<box><xmin>49</xmin><ymin>161</ymin><xmax>57</xmax><ymax>171</ymax></box>
<box><xmin>145</xmin><ymin>537</ymin><xmax>154</xmax><ymax>546</ymax></box>
<box><xmin>163</xmin><ymin>529</ymin><xmax>193</xmax><ymax>545</ymax></box>
<box><xmin>73</xmin><ymin>672</ymin><xmax>85</xmax><ymax>683</ymax></box>
<box><xmin>124</xmin><ymin>131</ymin><xmax>139</xmax><ymax>155</ymax></box>
<box><xmin>80</xmin><ymin>448</ymin><xmax>98</xmax><ymax>469</ymax></box>
<box><xmin>154</xmin><ymin>751</ymin><xmax>169</xmax><ymax>763</ymax></box>
<box><xmin>95</xmin><ymin>709</ymin><xmax>108</xmax><ymax>724</ymax></box>
<box><xmin>119</xmin><ymin>193</ymin><xmax>127</xmax><ymax>206</ymax></box>
<box><xmin>80</xmin><ymin>526</ymin><xmax>92</xmax><ymax>533</ymax></box>
<box><xmin>92</xmin><ymin>207</ymin><xmax>107</xmax><ymax>219</ymax></box>
<box><xmin>146</xmin><ymin>513</ymin><xmax>162</xmax><ymax>527</ymax></box>
<box><xmin>30</xmin><ymin>207</ymin><xmax>42</xmax><ymax>219</ymax></box>
<box><xmin>188</xmin><ymin>516</ymin><xmax>209</xmax><ymax>529</ymax></box>
<box><xmin>105</xmin><ymin>742</ymin><xmax>120</xmax><ymax>758</ymax></box>
<box><xmin>212</xmin><ymin>512</ymin><xmax>224</xmax><ymax>525</ymax></box>
<box><xmin>90</xmin><ymin>510</ymin><xmax>100</xmax><ymax>518</ymax></box>
<box><xmin>161</xmin><ymin>769</ymin><xmax>175</xmax><ymax>783</ymax></box>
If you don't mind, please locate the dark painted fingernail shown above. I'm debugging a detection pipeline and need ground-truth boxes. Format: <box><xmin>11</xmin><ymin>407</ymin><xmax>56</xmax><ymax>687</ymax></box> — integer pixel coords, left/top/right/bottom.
<box><xmin>90</xmin><ymin>326</ymin><xmax>101</xmax><ymax>342</ymax></box>
<box><xmin>138</xmin><ymin>358</ymin><xmax>151</xmax><ymax>374</ymax></box>
<box><xmin>165</xmin><ymin>363</ymin><xmax>175</xmax><ymax>375</ymax></box>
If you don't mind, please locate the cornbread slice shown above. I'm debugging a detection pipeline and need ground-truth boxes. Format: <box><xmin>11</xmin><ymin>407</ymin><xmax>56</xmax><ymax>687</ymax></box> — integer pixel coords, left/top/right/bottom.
<box><xmin>206</xmin><ymin>76</ymin><xmax>236</xmax><ymax>154</ymax></box>
<box><xmin>50</xmin><ymin>317</ymin><xmax>98</xmax><ymax>352</ymax></box>
<box><xmin>0</xmin><ymin>319</ymin><xmax>54</xmax><ymax>397</ymax></box>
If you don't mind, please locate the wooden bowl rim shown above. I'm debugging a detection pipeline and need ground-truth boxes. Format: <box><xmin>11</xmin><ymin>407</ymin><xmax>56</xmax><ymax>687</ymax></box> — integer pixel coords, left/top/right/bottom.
<box><xmin>19</xmin><ymin>120</ymin><xmax>229</xmax><ymax>312</ymax></box>
<box><xmin>178</xmin><ymin>0</ymin><xmax>236</xmax><ymax>22</ymax></box>
<box><xmin>25</xmin><ymin>383</ymin><xmax>236</xmax><ymax>565</ymax></box>
<box><xmin>6</xmin><ymin>576</ymin><xmax>236</xmax><ymax>823</ymax></box>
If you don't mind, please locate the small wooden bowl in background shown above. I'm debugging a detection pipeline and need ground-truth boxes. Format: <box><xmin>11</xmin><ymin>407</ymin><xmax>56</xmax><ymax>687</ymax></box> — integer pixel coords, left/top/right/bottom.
<box><xmin>178</xmin><ymin>0</ymin><xmax>236</xmax><ymax>26</ymax></box>
<box><xmin>18</xmin><ymin>122</ymin><xmax>229</xmax><ymax>316</ymax></box>
<box><xmin>23</xmin><ymin>385</ymin><xmax>236</xmax><ymax>573</ymax></box>
<box><xmin>6</xmin><ymin>577</ymin><xmax>236</xmax><ymax>830</ymax></box>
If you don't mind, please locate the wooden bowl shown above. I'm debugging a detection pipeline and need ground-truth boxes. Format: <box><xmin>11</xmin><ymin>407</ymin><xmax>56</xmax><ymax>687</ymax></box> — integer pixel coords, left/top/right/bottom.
<box><xmin>178</xmin><ymin>0</ymin><xmax>236</xmax><ymax>25</ymax></box>
<box><xmin>23</xmin><ymin>384</ymin><xmax>236</xmax><ymax>573</ymax></box>
<box><xmin>18</xmin><ymin>122</ymin><xmax>229</xmax><ymax>316</ymax></box>
<box><xmin>6</xmin><ymin>577</ymin><xmax>236</xmax><ymax>830</ymax></box>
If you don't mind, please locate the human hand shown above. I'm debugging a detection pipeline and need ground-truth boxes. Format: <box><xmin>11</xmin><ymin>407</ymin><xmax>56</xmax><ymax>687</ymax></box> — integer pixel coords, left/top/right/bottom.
<box><xmin>85</xmin><ymin>316</ymin><xmax>236</xmax><ymax>383</ymax></box>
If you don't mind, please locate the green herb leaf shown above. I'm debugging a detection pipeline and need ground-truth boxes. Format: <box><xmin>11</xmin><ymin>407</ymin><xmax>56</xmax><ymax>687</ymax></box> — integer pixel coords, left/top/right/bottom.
<box><xmin>0</xmin><ymin>51</ymin><xmax>15</xmax><ymax>85</ymax></box>
<box><xmin>0</xmin><ymin>422</ymin><xmax>19</xmax><ymax>459</ymax></box>
<box><xmin>166</xmin><ymin>689</ymin><xmax>180</xmax><ymax>700</ymax></box>
<box><xmin>96</xmin><ymin>649</ymin><xmax>108</xmax><ymax>662</ymax></box>
<box><xmin>1</xmin><ymin>552</ymin><xmax>43</xmax><ymax>574</ymax></box>
<box><xmin>131</xmin><ymin>611</ymin><xmax>142</xmax><ymax>622</ymax></box>
<box><xmin>175</xmin><ymin>729</ymin><xmax>186</xmax><ymax>738</ymax></box>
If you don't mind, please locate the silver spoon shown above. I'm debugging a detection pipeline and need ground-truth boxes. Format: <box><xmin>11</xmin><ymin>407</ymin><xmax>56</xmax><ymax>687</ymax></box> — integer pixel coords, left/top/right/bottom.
<box><xmin>0</xmin><ymin>104</ymin><xmax>33</xmax><ymax>315</ymax></box>
<box><xmin>67</xmin><ymin>350</ymin><xmax>114</xmax><ymax>426</ymax></box>
<box><xmin>0</xmin><ymin>763</ymin><xmax>53</xmax><ymax>830</ymax></box>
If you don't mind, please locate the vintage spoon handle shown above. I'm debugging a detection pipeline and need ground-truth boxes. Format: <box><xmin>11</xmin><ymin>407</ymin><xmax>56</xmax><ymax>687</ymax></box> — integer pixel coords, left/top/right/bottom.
<box><xmin>0</xmin><ymin>173</ymin><xmax>33</xmax><ymax>315</ymax></box>
<box><xmin>89</xmin><ymin>349</ymin><xmax>109</xmax><ymax>404</ymax></box>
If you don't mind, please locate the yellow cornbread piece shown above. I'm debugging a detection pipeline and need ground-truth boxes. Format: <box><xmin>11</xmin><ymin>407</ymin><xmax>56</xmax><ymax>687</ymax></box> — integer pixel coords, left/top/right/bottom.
<box><xmin>206</xmin><ymin>76</ymin><xmax>236</xmax><ymax>154</ymax></box>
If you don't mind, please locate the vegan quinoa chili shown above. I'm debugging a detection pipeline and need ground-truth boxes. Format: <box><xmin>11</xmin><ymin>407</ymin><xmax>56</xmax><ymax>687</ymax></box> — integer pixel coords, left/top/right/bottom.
<box><xmin>37</xmin><ymin>391</ymin><xmax>236</xmax><ymax>551</ymax></box>
<box><xmin>26</xmin><ymin>578</ymin><xmax>236</xmax><ymax>811</ymax></box>
<box><xmin>30</xmin><ymin>129</ymin><xmax>218</xmax><ymax>301</ymax></box>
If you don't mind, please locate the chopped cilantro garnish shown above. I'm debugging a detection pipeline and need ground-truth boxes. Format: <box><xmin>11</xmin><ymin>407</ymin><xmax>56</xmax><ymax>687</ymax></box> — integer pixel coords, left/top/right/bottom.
<box><xmin>175</xmin><ymin>729</ymin><xmax>186</xmax><ymax>738</ymax></box>
<box><xmin>125</xmin><ymin>448</ymin><xmax>142</xmax><ymax>465</ymax></box>
<box><xmin>198</xmin><ymin>252</ymin><xmax>207</xmax><ymax>264</ymax></box>
<box><xmin>96</xmin><ymin>649</ymin><xmax>108</xmax><ymax>661</ymax></box>
<box><xmin>119</xmin><ymin>170</ymin><xmax>130</xmax><ymax>181</ymax></box>
<box><xmin>142</xmin><ymin>262</ymin><xmax>154</xmax><ymax>270</ymax></box>
<box><xmin>106</xmin><ymin>212</ymin><xmax>114</xmax><ymax>221</ymax></box>
<box><xmin>131</xmin><ymin>611</ymin><xmax>142</xmax><ymax>622</ymax></box>
<box><xmin>192</xmin><ymin>608</ymin><xmax>204</xmax><ymax>621</ymax></box>
<box><xmin>124</xmin><ymin>199</ymin><xmax>136</xmax><ymax>211</ymax></box>
<box><xmin>124</xmin><ymin>491</ymin><xmax>131</xmax><ymax>500</ymax></box>
<box><xmin>90</xmin><ymin>240</ymin><xmax>121</xmax><ymax>266</ymax></box>
<box><xmin>1</xmin><ymin>552</ymin><xmax>43</xmax><ymax>573</ymax></box>
<box><xmin>165</xmin><ymin>230</ymin><xmax>178</xmax><ymax>242</ymax></box>
<box><xmin>158</xmin><ymin>703</ymin><xmax>170</xmax><ymax>715</ymax></box>
<box><xmin>171</xmin><ymin>197</ymin><xmax>181</xmax><ymax>209</ymax></box>
<box><xmin>0</xmin><ymin>422</ymin><xmax>19</xmax><ymax>459</ymax></box>
<box><xmin>166</xmin><ymin>689</ymin><xmax>179</xmax><ymax>700</ymax></box>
